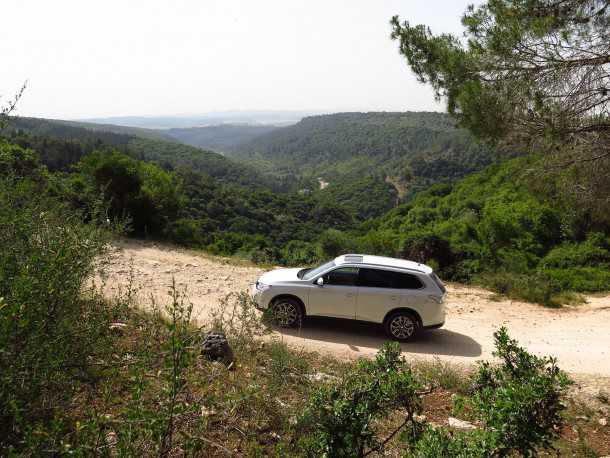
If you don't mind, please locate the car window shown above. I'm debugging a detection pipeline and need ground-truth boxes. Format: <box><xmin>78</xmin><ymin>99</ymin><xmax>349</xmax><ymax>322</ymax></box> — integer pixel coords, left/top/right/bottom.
<box><xmin>323</xmin><ymin>267</ymin><xmax>359</xmax><ymax>286</ymax></box>
<box><xmin>359</xmin><ymin>268</ymin><xmax>423</xmax><ymax>289</ymax></box>
<box><xmin>358</xmin><ymin>268</ymin><xmax>394</xmax><ymax>288</ymax></box>
<box><xmin>431</xmin><ymin>272</ymin><xmax>446</xmax><ymax>293</ymax></box>
<box><xmin>303</xmin><ymin>260</ymin><xmax>335</xmax><ymax>280</ymax></box>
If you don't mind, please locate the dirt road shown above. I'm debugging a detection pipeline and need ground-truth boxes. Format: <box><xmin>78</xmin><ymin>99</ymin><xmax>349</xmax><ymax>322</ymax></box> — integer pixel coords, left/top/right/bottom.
<box><xmin>101</xmin><ymin>240</ymin><xmax>610</xmax><ymax>393</ymax></box>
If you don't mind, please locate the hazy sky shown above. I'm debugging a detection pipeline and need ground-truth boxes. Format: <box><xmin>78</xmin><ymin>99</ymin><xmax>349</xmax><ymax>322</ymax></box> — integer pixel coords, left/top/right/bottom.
<box><xmin>1</xmin><ymin>0</ymin><xmax>476</xmax><ymax>119</ymax></box>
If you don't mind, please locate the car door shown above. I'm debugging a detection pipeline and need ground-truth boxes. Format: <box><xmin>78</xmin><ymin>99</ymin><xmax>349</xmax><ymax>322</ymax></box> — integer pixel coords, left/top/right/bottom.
<box><xmin>308</xmin><ymin>267</ymin><xmax>359</xmax><ymax>319</ymax></box>
<box><xmin>355</xmin><ymin>268</ymin><xmax>408</xmax><ymax>323</ymax></box>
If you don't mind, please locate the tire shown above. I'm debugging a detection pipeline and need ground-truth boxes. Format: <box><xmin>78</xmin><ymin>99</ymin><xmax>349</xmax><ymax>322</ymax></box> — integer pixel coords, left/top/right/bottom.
<box><xmin>384</xmin><ymin>311</ymin><xmax>418</xmax><ymax>341</ymax></box>
<box><xmin>270</xmin><ymin>297</ymin><xmax>303</xmax><ymax>328</ymax></box>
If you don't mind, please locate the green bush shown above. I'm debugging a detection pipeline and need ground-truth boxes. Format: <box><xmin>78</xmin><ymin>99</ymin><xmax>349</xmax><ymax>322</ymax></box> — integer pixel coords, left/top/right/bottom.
<box><xmin>541</xmin><ymin>232</ymin><xmax>610</xmax><ymax>270</ymax></box>
<box><xmin>541</xmin><ymin>267</ymin><xmax>610</xmax><ymax>293</ymax></box>
<box><xmin>280</xmin><ymin>239</ymin><xmax>320</xmax><ymax>265</ymax></box>
<box><xmin>463</xmin><ymin>327</ymin><xmax>572</xmax><ymax>456</ymax></box>
<box><xmin>299</xmin><ymin>328</ymin><xmax>571</xmax><ymax>457</ymax></box>
<box><xmin>164</xmin><ymin>217</ymin><xmax>205</xmax><ymax>246</ymax></box>
<box><xmin>410</xmin><ymin>428</ymin><xmax>497</xmax><ymax>457</ymax></box>
<box><xmin>477</xmin><ymin>271</ymin><xmax>559</xmax><ymax>306</ymax></box>
<box><xmin>0</xmin><ymin>173</ymin><xmax>119</xmax><ymax>453</ymax></box>
<box><xmin>317</xmin><ymin>229</ymin><xmax>357</xmax><ymax>259</ymax></box>
<box><xmin>299</xmin><ymin>342</ymin><xmax>422</xmax><ymax>457</ymax></box>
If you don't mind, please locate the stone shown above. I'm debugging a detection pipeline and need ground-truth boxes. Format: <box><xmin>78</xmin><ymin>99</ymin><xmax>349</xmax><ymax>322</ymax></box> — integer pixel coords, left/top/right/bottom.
<box><xmin>448</xmin><ymin>417</ymin><xmax>477</xmax><ymax>430</ymax></box>
<box><xmin>109</xmin><ymin>322</ymin><xmax>128</xmax><ymax>332</ymax></box>
<box><xmin>599</xmin><ymin>418</ymin><xmax>607</xmax><ymax>426</ymax></box>
<box><xmin>201</xmin><ymin>331</ymin><xmax>234</xmax><ymax>366</ymax></box>
<box><xmin>306</xmin><ymin>372</ymin><xmax>339</xmax><ymax>383</ymax></box>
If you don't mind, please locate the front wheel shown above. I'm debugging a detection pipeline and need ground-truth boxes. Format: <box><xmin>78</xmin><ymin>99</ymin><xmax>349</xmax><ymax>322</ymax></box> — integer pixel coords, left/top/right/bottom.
<box><xmin>269</xmin><ymin>298</ymin><xmax>303</xmax><ymax>328</ymax></box>
<box><xmin>384</xmin><ymin>311</ymin><xmax>418</xmax><ymax>341</ymax></box>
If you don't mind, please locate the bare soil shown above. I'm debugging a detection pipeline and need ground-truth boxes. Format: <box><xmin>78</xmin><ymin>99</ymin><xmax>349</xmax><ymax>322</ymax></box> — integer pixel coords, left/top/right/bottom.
<box><xmin>100</xmin><ymin>239</ymin><xmax>610</xmax><ymax>397</ymax></box>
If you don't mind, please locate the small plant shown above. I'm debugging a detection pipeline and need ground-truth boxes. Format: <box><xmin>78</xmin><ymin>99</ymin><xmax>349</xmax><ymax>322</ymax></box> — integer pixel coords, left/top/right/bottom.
<box><xmin>299</xmin><ymin>342</ymin><xmax>423</xmax><ymax>457</ymax></box>
<box><xmin>463</xmin><ymin>327</ymin><xmax>573</xmax><ymax>457</ymax></box>
<box><xmin>209</xmin><ymin>291</ymin><xmax>270</xmax><ymax>351</ymax></box>
<box><xmin>267</xmin><ymin>339</ymin><xmax>309</xmax><ymax>393</ymax></box>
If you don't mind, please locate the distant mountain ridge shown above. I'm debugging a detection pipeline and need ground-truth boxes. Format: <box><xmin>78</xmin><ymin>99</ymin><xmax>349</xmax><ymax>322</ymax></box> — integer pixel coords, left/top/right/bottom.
<box><xmin>164</xmin><ymin>124</ymin><xmax>279</xmax><ymax>153</ymax></box>
<box><xmin>79</xmin><ymin>110</ymin><xmax>311</xmax><ymax>129</ymax></box>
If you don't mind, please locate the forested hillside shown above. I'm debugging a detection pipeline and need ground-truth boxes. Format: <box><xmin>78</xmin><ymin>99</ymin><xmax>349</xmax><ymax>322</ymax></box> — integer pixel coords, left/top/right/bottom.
<box><xmin>230</xmin><ymin>112</ymin><xmax>497</xmax><ymax>182</ymax></box>
<box><xmin>165</xmin><ymin>124</ymin><xmax>278</xmax><ymax>152</ymax></box>
<box><xmin>228</xmin><ymin>112</ymin><xmax>500</xmax><ymax>218</ymax></box>
<box><xmin>2</xmin><ymin>116</ymin><xmax>273</xmax><ymax>188</ymax></box>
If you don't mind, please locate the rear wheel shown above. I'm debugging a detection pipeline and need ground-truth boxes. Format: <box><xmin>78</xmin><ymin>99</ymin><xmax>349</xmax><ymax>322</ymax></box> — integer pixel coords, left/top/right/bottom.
<box><xmin>384</xmin><ymin>311</ymin><xmax>418</xmax><ymax>341</ymax></box>
<box><xmin>270</xmin><ymin>298</ymin><xmax>303</xmax><ymax>328</ymax></box>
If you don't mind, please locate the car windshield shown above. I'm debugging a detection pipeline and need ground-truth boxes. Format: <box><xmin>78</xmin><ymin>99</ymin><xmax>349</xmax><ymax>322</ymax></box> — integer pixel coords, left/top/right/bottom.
<box><xmin>302</xmin><ymin>260</ymin><xmax>335</xmax><ymax>281</ymax></box>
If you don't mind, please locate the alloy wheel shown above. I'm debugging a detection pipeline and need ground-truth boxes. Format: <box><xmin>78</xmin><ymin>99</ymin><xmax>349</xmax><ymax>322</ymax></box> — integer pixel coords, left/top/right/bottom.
<box><xmin>389</xmin><ymin>315</ymin><xmax>415</xmax><ymax>340</ymax></box>
<box><xmin>273</xmin><ymin>301</ymin><xmax>299</xmax><ymax>327</ymax></box>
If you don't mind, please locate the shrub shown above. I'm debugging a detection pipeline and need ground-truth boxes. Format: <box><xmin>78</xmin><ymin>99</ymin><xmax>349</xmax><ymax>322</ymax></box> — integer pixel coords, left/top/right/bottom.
<box><xmin>477</xmin><ymin>271</ymin><xmax>559</xmax><ymax>306</ymax></box>
<box><xmin>280</xmin><ymin>239</ymin><xmax>320</xmax><ymax>265</ymax></box>
<box><xmin>164</xmin><ymin>217</ymin><xmax>205</xmax><ymax>246</ymax></box>
<box><xmin>267</xmin><ymin>340</ymin><xmax>310</xmax><ymax>393</ymax></box>
<box><xmin>409</xmin><ymin>428</ymin><xmax>497</xmax><ymax>457</ymax></box>
<box><xmin>298</xmin><ymin>342</ymin><xmax>422</xmax><ymax>457</ymax></box>
<box><xmin>541</xmin><ymin>267</ymin><xmax>610</xmax><ymax>292</ymax></box>
<box><xmin>541</xmin><ymin>232</ymin><xmax>610</xmax><ymax>269</ymax></box>
<box><xmin>464</xmin><ymin>327</ymin><xmax>572</xmax><ymax>457</ymax></box>
<box><xmin>399</xmin><ymin>231</ymin><xmax>454</xmax><ymax>270</ymax></box>
<box><xmin>0</xmin><ymin>174</ymin><xmax>119</xmax><ymax>454</ymax></box>
<box><xmin>317</xmin><ymin>229</ymin><xmax>357</xmax><ymax>258</ymax></box>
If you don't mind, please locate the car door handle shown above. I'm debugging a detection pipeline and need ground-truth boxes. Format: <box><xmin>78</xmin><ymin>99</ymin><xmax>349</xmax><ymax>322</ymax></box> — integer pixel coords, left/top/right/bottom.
<box><xmin>346</xmin><ymin>293</ymin><xmax>355</xmax><ymax>298</ymax></box>
<box><xmin>390</xmin><ymin>295</ymin><xmax>398</xmax><ymax>300</ymax></box>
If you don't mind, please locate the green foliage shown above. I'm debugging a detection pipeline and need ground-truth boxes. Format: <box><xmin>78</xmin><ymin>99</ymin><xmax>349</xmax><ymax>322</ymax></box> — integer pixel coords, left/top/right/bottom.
<box><xmin>280</xmin><ymin>240</ymin><xmax>320</xmax><ymax>265</ymax></box>
<box><xmin>267</xmin><ymin>340</ymin><xmax>310</xmax><ymax>393</ymax></box>
<box><xmin>390</xmin><ymin>0</ymin><xmax>609</xmax><ymax>144</ymax></box>
<box><xmin>409</xmin><ymin>428</ymin><xmax>496</xmax><ymax>458</ymax></box>
<box><xmin>229</xmin><ymin>112</ymin><xmax>498</xmax><ymax>219</ymax></box>
<box><xmin>0</xmin><ymin>148</ymin><xmax>119</xmax><ymax>453</ymax></box>
<box><xmin>464</xmin><ymin>327</ymin><xmax>572</xmax><ymax>456</ymax></box>
<box><xmin>318</xmin><ymin>229</ymin><xmax>357</xmax><ymax>259</ymax></box>
<box><xmin>299</xmin><ymin>342</ymin><xmax>422</xmax><ymax>457</ymax></box>
<box><xmin>76</xmin><ymin>150</ymin><xmax>181</xmax><ymax>235</ymax></box>
<box><xmin>390</xmin><ymin>0</ymin><xmax>610</xmax><ymax>221</ymax></box>
<box><xmin>354</xmin><ymin>155</ymin><xmax>610</xmax><ymax>300</ymax></box>
<box><xmin>477</xmin><ymin>272</ymin><xmax>559</xmax><ymax>307</ymax></box>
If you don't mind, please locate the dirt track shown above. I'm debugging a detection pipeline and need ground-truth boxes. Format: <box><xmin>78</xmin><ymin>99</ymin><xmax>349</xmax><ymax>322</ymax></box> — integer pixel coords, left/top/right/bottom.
<box><xmin>100</xmin><ymin>240</ymin><xmax>610</xmax><ymax>394</ymax></box>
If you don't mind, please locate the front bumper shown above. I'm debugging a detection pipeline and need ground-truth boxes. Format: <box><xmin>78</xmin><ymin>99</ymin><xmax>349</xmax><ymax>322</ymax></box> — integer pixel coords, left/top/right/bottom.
<box><xmin>249</xmin><ymin>283</ymin><xmax>268</xmax><ymax>311</ymax></box>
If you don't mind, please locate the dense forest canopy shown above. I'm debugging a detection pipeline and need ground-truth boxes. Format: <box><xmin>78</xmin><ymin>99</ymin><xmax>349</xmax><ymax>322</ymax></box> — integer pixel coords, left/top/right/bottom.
<box><xmin>2</xmin><ymin>116</ymin><xmax>274</xmax><ymax>189</ymax></box>
<box><xmin>227</xmin><ymin>111</ymin><xmax>501</xmax><ymax>218</ymax></box>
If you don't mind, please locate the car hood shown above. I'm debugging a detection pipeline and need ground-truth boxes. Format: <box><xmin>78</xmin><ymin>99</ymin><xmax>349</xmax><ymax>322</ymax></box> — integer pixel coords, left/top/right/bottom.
<box><xmin>258</xmin><ymin>268</ymin><xmax>303</xmax><ymax>284</ymax></box>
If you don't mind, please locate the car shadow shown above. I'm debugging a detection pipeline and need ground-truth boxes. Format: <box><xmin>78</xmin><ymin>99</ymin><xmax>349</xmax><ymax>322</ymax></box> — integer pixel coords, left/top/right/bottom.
<box><xmin>276</xmin><ymin>317</ymin><xmax>482</xmax><ymax>358</ymax></box>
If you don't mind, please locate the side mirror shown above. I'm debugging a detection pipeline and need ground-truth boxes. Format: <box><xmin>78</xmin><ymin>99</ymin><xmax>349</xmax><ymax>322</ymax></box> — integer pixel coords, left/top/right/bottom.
<box><xmin>316</xmin><ymin>277</ymin><xmax>324</xmax><ymax>286</ymax></box>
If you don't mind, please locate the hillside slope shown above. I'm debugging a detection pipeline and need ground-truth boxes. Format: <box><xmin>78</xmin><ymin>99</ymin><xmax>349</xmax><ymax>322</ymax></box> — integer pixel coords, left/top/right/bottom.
<box><xmin>165</xmin><ymin>124</ymin><xmax>278</xmax><ymax>152</ymax></box>
<box><xmin>230</xmin><ymin>112</ymin><xmax>496</xmax><ymax>181</ymax></box>
<box><xmin>3</xmin><ymin>116</ymin><xmax>270</xmax><ymax>188</ymax></box>
<box><xmin>228</xmin><ymin>112</ymin><xmax>500</xmax><ymax>218</ymax></box>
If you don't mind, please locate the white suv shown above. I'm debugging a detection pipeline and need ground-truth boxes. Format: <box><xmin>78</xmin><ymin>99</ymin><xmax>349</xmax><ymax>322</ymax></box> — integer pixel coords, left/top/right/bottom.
<box><xmin>251</xmin><ymin>254</ymin><xmax>446</xmax><ymax>341</ymax></box>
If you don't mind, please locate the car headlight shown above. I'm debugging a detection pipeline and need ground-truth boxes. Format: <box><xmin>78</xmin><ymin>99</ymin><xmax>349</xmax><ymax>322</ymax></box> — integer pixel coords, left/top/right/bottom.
<box><xmin>256</xmin><ymin>281</ymin><xmax>271</xmax><ymax>292</ymax></box>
